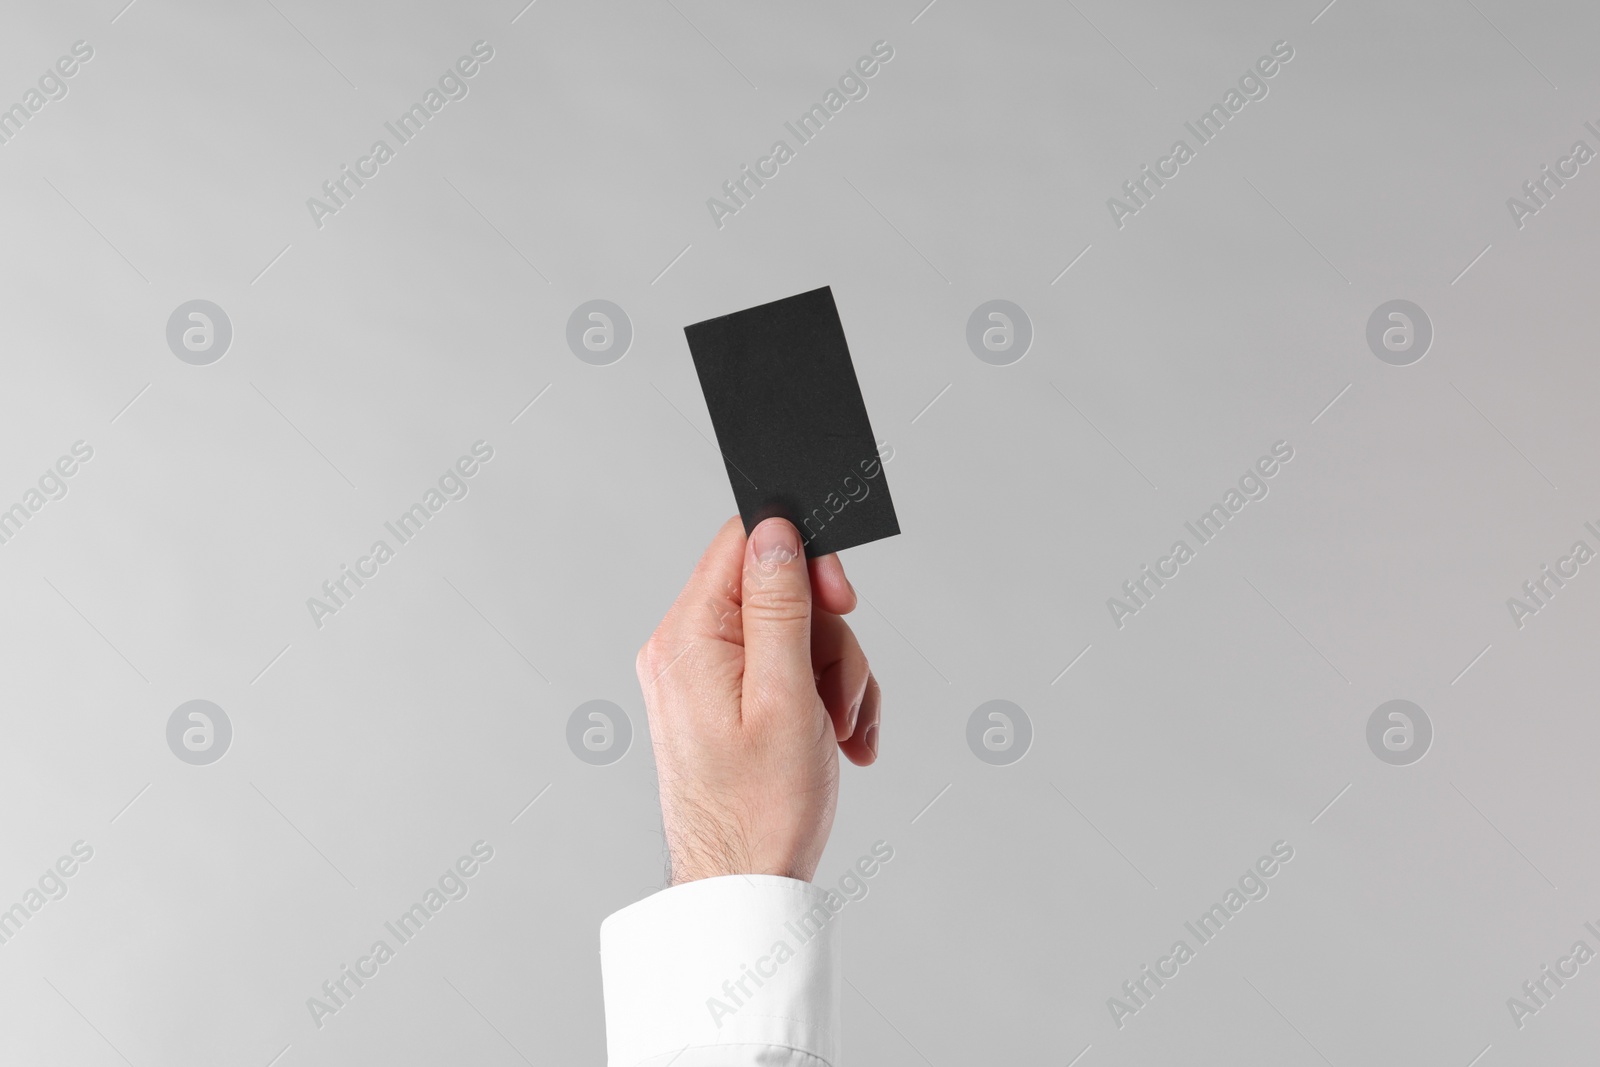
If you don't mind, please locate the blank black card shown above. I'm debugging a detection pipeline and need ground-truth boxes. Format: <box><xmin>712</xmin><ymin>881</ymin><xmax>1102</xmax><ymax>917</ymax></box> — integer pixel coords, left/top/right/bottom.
<box><xmin>684</xmin><ymin>286</ymin><xmax>900</xmax><ymax>558</ymax></box>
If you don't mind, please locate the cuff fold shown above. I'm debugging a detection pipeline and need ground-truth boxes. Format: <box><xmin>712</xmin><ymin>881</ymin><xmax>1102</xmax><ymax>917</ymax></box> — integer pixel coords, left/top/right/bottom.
<box><xmin>601</xmin><ymin>875</ymin><xmax>842</xmax><ymax>1066</ymax></box>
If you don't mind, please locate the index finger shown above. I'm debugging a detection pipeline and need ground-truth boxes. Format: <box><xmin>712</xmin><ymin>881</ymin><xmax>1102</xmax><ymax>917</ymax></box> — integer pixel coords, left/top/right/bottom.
<box><xmin>808</xmin><ymin>552</ymin><xmax>857</xmax><ymax>615</ymax></box>
<box><xmin>657</xmin><ymin>515</ymin><xmax>748</xmax><ymax>642</ymax></box>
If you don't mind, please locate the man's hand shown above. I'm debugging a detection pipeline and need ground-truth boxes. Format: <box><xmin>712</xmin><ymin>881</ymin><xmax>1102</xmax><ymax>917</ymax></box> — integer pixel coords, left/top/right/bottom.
<box><xmin>636</xmin><ymin>516</ymin><xmax>880</xmax><ymax>885</ymax></box>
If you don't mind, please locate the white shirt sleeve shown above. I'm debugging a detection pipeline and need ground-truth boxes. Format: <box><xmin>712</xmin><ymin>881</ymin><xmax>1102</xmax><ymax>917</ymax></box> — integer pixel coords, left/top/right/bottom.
<box><xmin>600</xmin><ymin>874</ymin><xmax>843</xmax><ymax>1067</ymax></box>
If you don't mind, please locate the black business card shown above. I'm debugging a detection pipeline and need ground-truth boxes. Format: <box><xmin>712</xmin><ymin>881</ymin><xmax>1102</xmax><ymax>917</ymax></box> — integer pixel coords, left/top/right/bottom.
<box><xmin>683</xmin><ymin>286</ymin><xmax>900</xmax><ymax>557</ymax></box>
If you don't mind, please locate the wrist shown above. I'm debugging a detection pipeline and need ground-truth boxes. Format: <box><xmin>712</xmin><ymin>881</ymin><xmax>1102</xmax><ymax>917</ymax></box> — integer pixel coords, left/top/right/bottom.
<box><xmin>667</xmin><ymin>839</ymin><xmax>817</xmax><ymax>886</ymax></box>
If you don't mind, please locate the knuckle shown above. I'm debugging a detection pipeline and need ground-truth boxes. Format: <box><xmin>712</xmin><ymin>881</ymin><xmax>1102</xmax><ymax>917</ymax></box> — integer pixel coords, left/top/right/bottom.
<box><xmin>744</xmin><ymin>584</ymin><xmax>811</xmax><ymax>625</ymax></box>
<box><xmin>636</xmin><ymin>633</ymin><xmax>670</xmax><ymax>683</ymax></box>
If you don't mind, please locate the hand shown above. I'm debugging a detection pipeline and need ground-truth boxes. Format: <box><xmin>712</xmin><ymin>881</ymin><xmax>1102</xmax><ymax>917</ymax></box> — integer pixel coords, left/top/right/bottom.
<box><xmin>636</xmin><ymin>516</ymin><xmax>881</xmax><ymax>885</ymax></box>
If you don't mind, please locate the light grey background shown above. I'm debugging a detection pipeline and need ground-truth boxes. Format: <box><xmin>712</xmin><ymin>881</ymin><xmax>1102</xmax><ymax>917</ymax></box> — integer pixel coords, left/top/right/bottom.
<box><xmin>1</xmin><ymin>0</ymin><xmax>1596</xmax><ymax>1063</ymax></box>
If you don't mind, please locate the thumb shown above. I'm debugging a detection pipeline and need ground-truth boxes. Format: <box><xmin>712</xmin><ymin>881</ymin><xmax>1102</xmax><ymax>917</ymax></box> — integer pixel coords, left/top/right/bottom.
<box><xmin>740</xmin><ymin>518</ymin><xmax>814</xmax><ymax>697</ymax></box>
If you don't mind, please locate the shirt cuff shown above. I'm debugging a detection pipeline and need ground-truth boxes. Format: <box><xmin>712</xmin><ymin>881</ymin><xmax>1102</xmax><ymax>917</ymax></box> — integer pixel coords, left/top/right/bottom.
<box><xmin>600</xmin><ymin>874</ymin><xmax>842</xmax><ymax>1067</ymax></box>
